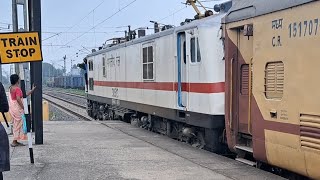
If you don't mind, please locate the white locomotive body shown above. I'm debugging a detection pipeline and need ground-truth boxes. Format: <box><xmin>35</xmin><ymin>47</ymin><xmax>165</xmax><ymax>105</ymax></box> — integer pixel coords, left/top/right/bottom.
<box><xmin>86</xmin><ymin>13</ymin><xmax>226</xmax><ymax>151</ymax></box>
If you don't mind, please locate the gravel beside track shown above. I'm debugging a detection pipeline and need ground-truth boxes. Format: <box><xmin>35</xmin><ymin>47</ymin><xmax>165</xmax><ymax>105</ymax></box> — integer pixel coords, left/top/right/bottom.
<box><xmin>49</xmin><ymin>104</ymin><xmax>83</xmax><ymax>121</ymax></box>
<box><xmin>43</xmin><ymin>94</ymin><xmax>91</xmax><ymax>121</ymax></box>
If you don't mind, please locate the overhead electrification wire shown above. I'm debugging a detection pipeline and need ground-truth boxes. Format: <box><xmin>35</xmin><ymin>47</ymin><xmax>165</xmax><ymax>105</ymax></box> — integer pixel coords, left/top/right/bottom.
<box><xmin>63</xmin><ymin>0</ymin><xmax>138</xmax><ymax>46</ymax></box>
<box><xmin>42</xmin><ymin>44</ymin><xmax>72</xmax><ymax>47</ymax></box>
<box><xmin>43</xmin><ymin>31</ymin><xmax>124</xmax><ymax>34</ymax></box>
<box><xmin>180</xmin><ymin>2</ymin><xmax>214</xmax><ymax>10</ymax></box>
<box><xmin>157</xmin><ymin>6</ymin><xmax>188</xmax><ymax>22</ymax></box>
<box><xmin>42</xmin><ymin>25</ymin><xmax>129</xmax><ymax>29</ymax></box>
<box><xmin>199</xmin><ymin>0</ymin><xmax>224</xmax><ymax>2</ymax></box>
<box><xmin>135</xmin><ymin>5</ymin><xmax>187</xmax><ymax>33</ymax></box>
<box><xmin>42</xmin><ymin>0</ymin><xmax>107</xmax><ymax>41</ymax></box>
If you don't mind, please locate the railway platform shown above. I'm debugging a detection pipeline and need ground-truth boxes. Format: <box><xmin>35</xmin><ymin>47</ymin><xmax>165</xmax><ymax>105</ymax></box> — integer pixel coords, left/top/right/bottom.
<box><xmin>2</xmin><ymin>119</ymin><xmax>284</xmax><ymax>180</ymax></box>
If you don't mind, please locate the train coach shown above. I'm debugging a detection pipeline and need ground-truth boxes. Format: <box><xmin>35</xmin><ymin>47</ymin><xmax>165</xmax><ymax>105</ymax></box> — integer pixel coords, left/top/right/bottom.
<box><xmin>85</xmin><ymin>0</ymin><xmax>320</xmax><ymax>179</ymax></box>
<box><xmin>223</xmin><ymin>0</ymin><xmax>320</xmax><ymax>179</ymax></box>
<box><xmin>53</xmin><ymin>75</ymin><xmax>85</xmax><ymax>89</ymax></box>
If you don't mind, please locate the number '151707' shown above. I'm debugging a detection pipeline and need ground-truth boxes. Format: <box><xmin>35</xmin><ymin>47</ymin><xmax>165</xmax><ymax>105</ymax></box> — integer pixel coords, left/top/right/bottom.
<box><xmin>288</xmin><ymin>19</ymin><xmax>319</xmax><ymax>38</ymax></box>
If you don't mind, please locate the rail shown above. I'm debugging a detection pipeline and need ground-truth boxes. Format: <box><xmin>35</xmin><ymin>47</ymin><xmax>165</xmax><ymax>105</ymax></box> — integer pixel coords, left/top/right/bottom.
<box><xmin>43</xmin><ymin>93</ymin><xmax>90</xmax><ymax>122</ymax></box>
<box><xmin>43</xmin><ymin>93</ymin><xmax>86</xmax><ymax>109</ymax></box>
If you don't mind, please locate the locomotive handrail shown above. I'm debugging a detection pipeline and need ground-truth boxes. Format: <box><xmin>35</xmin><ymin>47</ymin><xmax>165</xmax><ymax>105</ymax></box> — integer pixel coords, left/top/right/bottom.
<box><xmin>248</xmin><ymin>57</ymin><xmax>253</xmax><ymax>135</ymax></box>
<box><xmin>229</xmin><ymin>58</ymin><xmax>233</xmax><ymax>129</ymax></box>
<box><xmin>177</xmin><ymin>33</ymin><xmax>184</xmax><ymax>108</ymax></box>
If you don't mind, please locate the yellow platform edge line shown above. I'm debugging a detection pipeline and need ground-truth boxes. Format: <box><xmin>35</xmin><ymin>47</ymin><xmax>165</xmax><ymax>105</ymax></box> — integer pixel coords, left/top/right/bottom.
<box><xmin>0</xmin><ymin>100</ymin><xmax>49</xmax><ymax>122</ymax></box>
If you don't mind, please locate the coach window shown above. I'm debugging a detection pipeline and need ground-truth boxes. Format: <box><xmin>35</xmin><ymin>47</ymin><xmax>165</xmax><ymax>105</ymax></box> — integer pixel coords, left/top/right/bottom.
<box><xmin>190</xmin><ymin>37</ymin><xmax>201</xmax><ymax>63</ymax></box>
<box><xmin>143</xmin><ymin>45</ymin><xmax>154</xmax><ymax>80</ymax></box>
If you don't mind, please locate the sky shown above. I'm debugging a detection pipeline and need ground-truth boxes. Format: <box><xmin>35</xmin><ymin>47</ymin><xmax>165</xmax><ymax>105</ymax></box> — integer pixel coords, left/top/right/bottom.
<box><xmin>0</xmin><ymin>0</ymin><xmax>226</xmax><ymax>75</ymax></box>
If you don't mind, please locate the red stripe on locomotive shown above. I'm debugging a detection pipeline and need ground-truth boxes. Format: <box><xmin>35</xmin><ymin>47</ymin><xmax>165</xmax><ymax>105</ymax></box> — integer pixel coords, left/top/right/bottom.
<box><xmin>94</xmin><ymin>81</ymin><xmax>225</xmax><ymax>94</ymax></box>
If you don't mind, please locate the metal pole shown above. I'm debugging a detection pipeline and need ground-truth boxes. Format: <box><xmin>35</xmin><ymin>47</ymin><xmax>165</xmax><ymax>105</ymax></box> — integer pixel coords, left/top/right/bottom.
<box><xmin>20</xmin><ymin>0</ymin><xmax>32</xmax><ymax>130</ymax></box>
<box><xmin>19</xmin><ymin>64</ymin><xmax>34</xmax><ymax>163</ymax></box>
<box><xmin>0</xmin><ymin>65</ymin><xmax>2</xmax><ymax>82</ymax></box>
<box><xmin>12</xmin><ymin>0</ymin><xmax>18</xmax><ymax>36</ymax></box>
<box><xmin>23</xmin><ymin>0</ymin><xmax>28</xmax><ymax>31</ymax></box>
<box><xmin>63</xmin><ymin>55</ymin><xmax>66</xmax><ymax>75</ymax></box>
<box><xmin>12</xmin><ymin>0</ymin><xmax>20</xmax><ymax>75</ymax></box>
<box><xmin>14</xmin><ymin>0</ymin><xmax>35</xmax><ymax>164</ymax></box>
<box><xmin>29</xmin><ymin>0</ymin><xmax>43</xmax><ymax>145</ymax></box>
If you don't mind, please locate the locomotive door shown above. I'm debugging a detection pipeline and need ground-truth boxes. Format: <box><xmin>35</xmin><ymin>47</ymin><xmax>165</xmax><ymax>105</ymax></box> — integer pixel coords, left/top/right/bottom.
<box><xmin>177</xmin><ymin>32</ymin><xmax>189</xmax><ymax>108</ymax></box>
<box><xmin>234</xmin><ymin>28</ymin><xmax>253</xmax><ymax>135</ymax></box>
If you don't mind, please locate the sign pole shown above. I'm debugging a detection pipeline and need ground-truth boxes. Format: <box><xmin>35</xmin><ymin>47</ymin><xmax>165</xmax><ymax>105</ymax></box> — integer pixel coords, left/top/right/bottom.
<box><xmin>12</xmin><ymin>0</ymin><xmax>20</xmax><ymax>75</ymax></box>
<box><xmin>10</xmin><ymin>0</ymin><xmax>36</xmax><ymax>164</ymax></box>
<box><xmin>1</xmin><ymin>1</ymin><xmax>43</xmax><ymax>148</ymax></box>
<box><xmin>0</xmin><ymin>64</ymin><xmax>2</xmax><ymax>82</ymax></box>
<box><xmin>28</xmin><ymin>0</ymin><xmax>43</xmax><ymax>145</ymax></box>
<box><xmin>19</xmin><ymin>64</ymin><xmax>34</xmax><ymax>163</ymax></box>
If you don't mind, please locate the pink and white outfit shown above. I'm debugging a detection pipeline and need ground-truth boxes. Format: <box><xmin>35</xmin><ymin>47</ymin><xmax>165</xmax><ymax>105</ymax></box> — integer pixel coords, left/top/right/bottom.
<box><xmin>9</xmin><ymin>87</ymin><xmax>26</xmax><ymax>141</ymax></box>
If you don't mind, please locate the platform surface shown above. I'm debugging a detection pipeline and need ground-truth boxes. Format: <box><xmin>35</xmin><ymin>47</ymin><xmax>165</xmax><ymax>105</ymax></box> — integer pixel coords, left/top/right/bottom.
<box><xmin>2</xmin><ymin>120</ymin><xmax>285</xmax><ymax>180</ymax></box>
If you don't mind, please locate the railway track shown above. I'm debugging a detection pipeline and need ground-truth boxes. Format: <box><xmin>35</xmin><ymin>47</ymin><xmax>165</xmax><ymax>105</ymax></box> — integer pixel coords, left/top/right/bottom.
<box><xmin>52</xmin><ymin>91</ymin><xmax>85</xmax><ymax>99</ymax></box>
<box><xmin>43</xmin><ymin>92</ymin><xmax>86</xmax><ymax>108</ymax></box>
<box><xmin>43</xmin><ymin>87</ymin><xmax>85</xmax><ymax>98</ymax></box>
<box><xmin>44</xmin><ymin>89</ymin><xmax>86</xmax><ymax>104</ymax></box>
<box><xmin>43</xmin><ymin>93</ymin><xmax>90</xmax><ymax>121</ymax></box>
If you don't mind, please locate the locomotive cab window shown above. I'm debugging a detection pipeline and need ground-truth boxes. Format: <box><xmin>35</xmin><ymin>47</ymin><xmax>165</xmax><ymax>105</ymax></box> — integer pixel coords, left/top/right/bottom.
<box><xmin>142</xmin><ymin>45</ymin><xmax>154</xmax><ymax>80</ymax></box>
<box><xmin>190</xmin><ymin>37</ymin><xmax>201</xmax><ymax>63</ymax></box>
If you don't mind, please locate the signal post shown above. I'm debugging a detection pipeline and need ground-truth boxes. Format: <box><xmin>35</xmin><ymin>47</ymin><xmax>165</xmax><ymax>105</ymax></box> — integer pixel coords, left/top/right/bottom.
<box><xmin>28</xmin><ymin>0</ymin><xmax>43</xmax><ymax>145</ymax></box>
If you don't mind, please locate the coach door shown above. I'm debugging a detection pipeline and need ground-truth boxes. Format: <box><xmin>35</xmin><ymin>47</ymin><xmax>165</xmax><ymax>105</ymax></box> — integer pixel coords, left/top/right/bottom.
<box><xmin>234</xmin><ymin>26</ymin><xmax>253</xmax><ymax>135</ymax></box>
<box><xmin>177</xmin><ymin>32</ymin><xmax>189</xmax><ymax>109</ymax></box>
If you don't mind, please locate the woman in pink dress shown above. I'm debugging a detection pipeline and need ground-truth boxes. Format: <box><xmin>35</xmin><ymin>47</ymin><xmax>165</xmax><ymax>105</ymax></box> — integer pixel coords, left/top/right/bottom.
<box><xmin>9</xmin><ymin>74</ymin><xmax>36</xmax><ymax>147</ymax></box>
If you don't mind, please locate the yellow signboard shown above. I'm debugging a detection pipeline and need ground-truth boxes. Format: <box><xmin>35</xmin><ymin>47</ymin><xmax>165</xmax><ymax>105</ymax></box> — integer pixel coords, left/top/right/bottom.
<box><xmin>0</xmin><ymin>32</ymin><xmax>43</xmax><ymax>64</ymax></box>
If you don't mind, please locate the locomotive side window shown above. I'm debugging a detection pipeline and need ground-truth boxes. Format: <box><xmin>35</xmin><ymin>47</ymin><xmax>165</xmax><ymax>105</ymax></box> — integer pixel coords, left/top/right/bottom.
<box><xmin>89</xmin><ymin>78</ymin><xmax>94</xmax><ymax>91</ymax></box>
<box><xmin>88</xmin><ymin>60</ymin><xmax>93</xmax><ymax>71</ymax></box>
<box><xmin>191</xmin><ymin>38</ymin><xmax>196</xmax><ymax>63</ymax></box>
<box><xmin>265</xmin><ymin>62</ymin><xmax>284</xmax><ymax>99</ymax></box>
<box><xmin>197</xmin><ymin>38</ymin><xmax>201</xmax><ymax>62</ymax></box>
<box><xmin>102</xmin><ymin>56</ymin><xmax>106</xmax><ymax>77</ymax></box>
<box><xmin>142</xmin><ymin>45</ymin><xmax>154</xmax><ymax>80</ymax></box>
<box><xmin>183</xmin><ymin>41</ymin><xmax>186</xmax><ymax>64</ymax></box>
<box><xmin>190</xmin><ymin>37</ymin><xmax>201</xmax><ymax>63</ymax></box>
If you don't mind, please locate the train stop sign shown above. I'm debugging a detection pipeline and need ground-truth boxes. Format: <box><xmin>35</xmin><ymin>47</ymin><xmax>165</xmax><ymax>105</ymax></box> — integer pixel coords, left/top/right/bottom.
<box><xmin>0</xmin><ymin>32</ymin><xmax>43</xmax><ymax>64</ymax></box>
